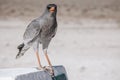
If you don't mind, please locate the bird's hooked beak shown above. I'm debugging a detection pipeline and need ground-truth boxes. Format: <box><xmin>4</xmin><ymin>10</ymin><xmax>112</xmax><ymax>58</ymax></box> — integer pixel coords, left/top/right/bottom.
<box><xmin>49</xmin><ymin>7</ymin><xmax>55</xmax><ymax>13</ymax></box>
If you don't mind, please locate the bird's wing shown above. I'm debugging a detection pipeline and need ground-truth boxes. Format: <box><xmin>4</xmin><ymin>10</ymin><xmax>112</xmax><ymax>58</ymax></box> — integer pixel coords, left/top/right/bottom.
<box><xmin>23</xmin><ymin>20</ymin><xmax>42</xmax><ymax>42</ymax></box>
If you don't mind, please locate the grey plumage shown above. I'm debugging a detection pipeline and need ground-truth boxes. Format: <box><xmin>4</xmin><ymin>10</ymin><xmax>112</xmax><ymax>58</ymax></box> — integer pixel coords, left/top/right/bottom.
<box><xmin>16</xmin><ymin>4</ymin><xmax>57</xmax><ymax>59</ymax></box>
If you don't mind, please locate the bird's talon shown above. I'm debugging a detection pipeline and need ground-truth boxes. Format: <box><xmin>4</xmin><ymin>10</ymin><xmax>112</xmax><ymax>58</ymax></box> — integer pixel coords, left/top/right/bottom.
<box><xmin>43</xmin><ymin>66</ymin><xmax>54</xmax><ymax>76</ymax></box>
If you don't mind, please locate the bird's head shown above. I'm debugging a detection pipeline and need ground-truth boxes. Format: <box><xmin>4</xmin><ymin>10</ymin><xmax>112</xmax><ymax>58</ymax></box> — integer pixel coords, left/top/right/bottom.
<box><xmin>46</xmin><ymin>4</ymin><xmax>57</xmax><ymax>15</ymax></box>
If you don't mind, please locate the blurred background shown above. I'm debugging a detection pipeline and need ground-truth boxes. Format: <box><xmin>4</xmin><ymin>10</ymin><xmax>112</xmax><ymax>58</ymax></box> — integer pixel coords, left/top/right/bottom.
<box><xmin>0</xmin><ymin>0</ymin><xmax>120</xmax><ymax>19</ymax></box>
<box><xmin>0</xmin><ymin>0</ymin><xmax>120</xmax><ymax>80</ymax></box>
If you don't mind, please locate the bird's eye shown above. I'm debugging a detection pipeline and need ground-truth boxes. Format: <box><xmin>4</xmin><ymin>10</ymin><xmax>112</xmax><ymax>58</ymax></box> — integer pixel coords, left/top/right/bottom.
<box><xmin>47</xmin><ymin>6</ymin><xmax>51</xmax><ymax>9</ymax></box>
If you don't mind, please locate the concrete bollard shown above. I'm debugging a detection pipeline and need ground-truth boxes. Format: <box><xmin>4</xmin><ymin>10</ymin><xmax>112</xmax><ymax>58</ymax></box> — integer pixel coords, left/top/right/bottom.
<box><xmin>0</xmin><ymin>65</ymin><xmax>68</xmax><ymax>80</ymax></box>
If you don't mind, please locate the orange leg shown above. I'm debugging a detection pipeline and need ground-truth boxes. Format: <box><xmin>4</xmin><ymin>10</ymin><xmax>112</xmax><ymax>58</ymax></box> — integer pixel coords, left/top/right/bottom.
<box><xmin>35</xmin><ymin>51</ymin><xmax>42</xmax><ymax>69</ymax></box>
<box><xmin>44</xmin><ymin>50</ymin><xmax>54</xmax><ymax>75</ymax></box>
<box><xmin>44</xmin><ymin>51</ymin><xmax>52</xmax><ymax>67</ymax></box>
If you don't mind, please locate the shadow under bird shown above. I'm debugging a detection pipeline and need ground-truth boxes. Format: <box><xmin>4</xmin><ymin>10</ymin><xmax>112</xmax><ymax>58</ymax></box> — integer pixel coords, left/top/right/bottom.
<box><xmin>16</xmin><ymin>4</ymin><xmax>57</xmax><ymax>75</ymax></box>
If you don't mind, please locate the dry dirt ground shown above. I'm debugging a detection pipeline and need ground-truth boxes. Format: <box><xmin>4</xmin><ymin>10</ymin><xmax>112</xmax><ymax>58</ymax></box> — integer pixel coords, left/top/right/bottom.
<box><xmin>0</xmin><ymin>0</ymin><xmax>120</xmax><ymax>80</ymax></box>
<box><xmin>0</xmin><ymin>0</ymin><xmax>120</xmax><ymax>19</ymax></box>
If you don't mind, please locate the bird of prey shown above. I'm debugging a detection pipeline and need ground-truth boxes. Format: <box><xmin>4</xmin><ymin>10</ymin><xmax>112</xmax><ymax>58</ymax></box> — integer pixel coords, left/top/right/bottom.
<box><xmin>16</xmin><ymin>4</ymin><xmax>57</xmax><ymax>75</ymax></box>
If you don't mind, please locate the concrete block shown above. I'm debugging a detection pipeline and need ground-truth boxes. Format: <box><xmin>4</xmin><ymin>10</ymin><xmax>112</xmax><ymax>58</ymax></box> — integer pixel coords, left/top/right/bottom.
<box><xmin>0</xmin><ymin>65</ymin><xmax>68</xmax><ymax>80</ymax></box>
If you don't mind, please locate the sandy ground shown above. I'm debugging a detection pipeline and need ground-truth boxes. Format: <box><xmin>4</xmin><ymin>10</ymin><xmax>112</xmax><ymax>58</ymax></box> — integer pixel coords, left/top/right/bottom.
<box><xmin>1</xmin><ymin>0</ymin><xmax>120</xmax><ymax>19</ymax></box>
<box><xmin>0</xmin><ymin>18</ymin><xmax>120</xmax><ymax>80</ymax></box>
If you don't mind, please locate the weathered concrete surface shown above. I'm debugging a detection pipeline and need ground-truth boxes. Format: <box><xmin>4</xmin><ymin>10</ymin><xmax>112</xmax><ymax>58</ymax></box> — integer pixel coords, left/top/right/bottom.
<box><xmin>0</xmin><ymin>66</ymin><xmax>68</xmax><ymax>80</ymax></box>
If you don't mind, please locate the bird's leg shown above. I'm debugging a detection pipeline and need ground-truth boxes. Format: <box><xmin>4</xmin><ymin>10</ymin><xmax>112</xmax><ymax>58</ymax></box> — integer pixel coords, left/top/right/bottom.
<box><xmin>44</xmin><ymin>50</ymin><xmax>52</xmax><ymax>67</ymax></box>
<box><xmin>33</xmin><ymin>42</ymin><xmax>43</xmax><ymax>70</ymax></box>
<box><xmin>35</xmin><ymin>51</ymin><xmax>43</xmax><ymax>70</ymax></box>
<box><xmin>44</xmin><ymin>49</ymin><xmax>54</xmax><ymax>75</ymax></box>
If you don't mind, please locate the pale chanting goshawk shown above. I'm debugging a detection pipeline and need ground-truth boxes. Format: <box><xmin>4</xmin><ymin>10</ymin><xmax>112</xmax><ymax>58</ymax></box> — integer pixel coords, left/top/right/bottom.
<box><xmin>16</xmin><ymin>4</ymin><xmax>57</xmax><ymax>75</ymax></box>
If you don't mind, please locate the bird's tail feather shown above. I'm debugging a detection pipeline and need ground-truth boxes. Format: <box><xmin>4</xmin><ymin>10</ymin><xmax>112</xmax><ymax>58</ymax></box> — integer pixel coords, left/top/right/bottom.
<box><xmin>16</xmin><ymin>43</ymin><xmax>29</xmax><ymax>59</ymax></box>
